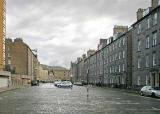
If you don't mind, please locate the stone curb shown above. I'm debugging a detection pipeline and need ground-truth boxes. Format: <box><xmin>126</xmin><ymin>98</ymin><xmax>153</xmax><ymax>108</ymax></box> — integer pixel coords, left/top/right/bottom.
<box><xmin>0</xmin><ymin>85</ymin><xmax>30</xmax><ymax>94</ymax></box>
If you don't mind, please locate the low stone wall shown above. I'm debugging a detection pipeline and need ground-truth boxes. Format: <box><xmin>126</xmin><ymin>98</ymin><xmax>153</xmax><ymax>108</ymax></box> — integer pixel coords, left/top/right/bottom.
<box><xmin>11</xmin><ymin>74</ymin><xmax>31</xmax><ymax>87</ymax></box>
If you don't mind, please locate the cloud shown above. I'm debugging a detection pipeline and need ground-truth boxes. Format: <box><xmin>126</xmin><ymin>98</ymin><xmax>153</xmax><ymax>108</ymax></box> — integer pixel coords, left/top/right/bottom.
<box><xmin>6</xmin><ymin>0</ymin><xmax>150</xmax><ymax>68</ymax></box>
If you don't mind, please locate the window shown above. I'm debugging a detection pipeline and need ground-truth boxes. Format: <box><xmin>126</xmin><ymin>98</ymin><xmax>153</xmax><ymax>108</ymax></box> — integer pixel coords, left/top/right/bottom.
<box><xmin>8</xmin><ymin>59</ymin><xmax>11</xmax><ymax>65</ymax></box>
<box><xmin>122</xmin><ymin>51</ymin><xmax>125</xmax><ymax>58</ymax></box>
<box><xmin>146</xmin><ymin>18</ymin><xmax>150</xmax><ymax>29</ymax></box>
<box><xmin>113</xmin><ymin>44</ymin><xmax>114</xmax><ymax>51</ymax></box>
<box><xmin>138</xmin><ymin>76</ymin><xmax>140</xmax><ymax>85</ymax></box>
<box><xmin>112</xmin><ymin>66</ymin><xmax>114</xmax><ymax>73</ymax></box>
<box><xmin>152</xmin><ymin>32</ymin><xmax>157</xmax><ymax>46</ymax></box>
<box><xmin>122</xmin><ymin>64</ymin><xmax>125</xmax><ymax>71</ymax></box>
<box><xmin>138</xmin><ymin>40</ymin><xmax>141</xmax><ymax>51</ymax></box>
<box><xmin>138</xmin><ymin>57</ymin><xmax>141</xmax><ymax>69</ymax></box>
<box><xmin>146</xmin><ymin>75</ymin><xmax>149</xmax><ymax>85</ymax></box>
<box><xmin>152</xmin><ymin>53</ymin><xmax>156</xmax><ymax>66</ymax></box>
<box><xmin>153</xmin><ymin>13</ymin><xmax>157</xmax><ymax>25</ymax></box>
<box><xmin>110</xmin><ymin>67</ymin><xmax>112</xmax><ymax>73</ymax></box>
<box><xmin>113</xmin><ymin>55</ymin><xmax>114</xmax><ymax>61</ymax></box>
<box><xmin>8</xmin><ymin>53</ymin><xmax>11</xmax><ymax>57</ymax></box>
<box><xmin>8</xmin><ymin>47</ymin><xmax>10</xmax><ymax>51</ymax></box>
<box><xmin>122</xmin><ymin>77</ymin><xmax>124</xmax><ymax>84</ymax></box>
<box><xmin>123</xmin><ymin>38</ymin><xmax>125</xmax><ymax>45</ymax></box>
<box><xmin>119</xmin><ymin>52</ymin><xmax>121</xmax><ymax>59</ymax></box>
<box><xmin>115</xmin><ymin>42</ymin><xmax>117</xmax><ymax>49</ymax></box>
<box><xmin>146</xmin><ymin>36</ymin><xmax>150</xmax><ymax>48</ymax></box>
<box><xmin>119</xmin><ymin>40</ymin><xmax>121</xmax><ymax>47</ymax></box>
<box><xmin>119</xmin><ymin>65</ymin><xmax>121</xmax><ymax>72</ymax></box>
<box><xmin>138</xmin><ymin>24</ymin><xmax>141</xmax><ymax>34</ymax></box>
<box><xmin>145</xmin><ymin>55</ymin><xmax>149</xmax><ymax>67</ymax></box>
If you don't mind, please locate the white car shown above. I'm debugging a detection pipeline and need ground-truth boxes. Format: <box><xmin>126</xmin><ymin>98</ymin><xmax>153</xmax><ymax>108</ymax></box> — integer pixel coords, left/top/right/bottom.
<box><xmin>140</xmin><ymin>86</ymin><xmax>160</xmax><ymax>98</ymax></box>
<box><xmin>57</xmin><ymin>81</ymin><xmax>73</xmax><ymax>88</ymax></box>
<box><xmin>54</xmin><ymin>81</ymin><xmax>61</xmax><ymax>86</ymax></box>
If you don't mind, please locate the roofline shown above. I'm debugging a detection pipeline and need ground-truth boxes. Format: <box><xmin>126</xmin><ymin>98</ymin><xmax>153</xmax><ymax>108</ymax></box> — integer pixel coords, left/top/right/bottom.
<box><xmin>132</xmin><ymin>6</ymin><xmax>160</xmax><ymax>27</ymax></box>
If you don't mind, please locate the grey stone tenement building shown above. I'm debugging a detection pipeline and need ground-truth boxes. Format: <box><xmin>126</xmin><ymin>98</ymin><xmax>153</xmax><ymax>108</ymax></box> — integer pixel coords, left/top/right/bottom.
<box><xmin>132</xmin><ymin>1</ymin><xmax>160</xmax><ymax>88</ymax></box>
<box><xmin>83</xmin><ymin>26</ymin><xmax>132</xmax><ymax>87</ymax></box>
<box><xmin>71</xmin><ymin>0</ymin><xmax>160</xmax><ymax>88</ymax></box>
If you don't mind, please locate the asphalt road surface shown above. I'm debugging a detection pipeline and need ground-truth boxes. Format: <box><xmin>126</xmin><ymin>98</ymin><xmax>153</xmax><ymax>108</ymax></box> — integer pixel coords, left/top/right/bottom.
<box><xmin>0</xmin><ymin>83</ymin><xmax>160</xmax><ymax>114</ymax></box>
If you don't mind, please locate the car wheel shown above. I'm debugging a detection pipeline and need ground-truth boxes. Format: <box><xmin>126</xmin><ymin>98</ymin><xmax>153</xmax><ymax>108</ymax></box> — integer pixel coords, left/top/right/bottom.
<box><xmin>140</xmin><ymin>91</ymin><xmax>144</xmax><ymax>96</ymax></box>
<box><xmin>58</xmin><ymin>85</ymin><xmax>61</xmax><ymax>88</ymax></box>
<box><xmin>151</xmin><ymin>93</ymin><xmax>155</xmax><ymax>97</ymax></box>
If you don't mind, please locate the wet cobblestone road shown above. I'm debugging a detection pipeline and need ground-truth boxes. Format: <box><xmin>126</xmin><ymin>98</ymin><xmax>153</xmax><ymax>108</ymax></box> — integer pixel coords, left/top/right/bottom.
<box><xmin>0</xmin><ymin>83</ymin><xmax>160</xmax><ymax>114</ymax></box>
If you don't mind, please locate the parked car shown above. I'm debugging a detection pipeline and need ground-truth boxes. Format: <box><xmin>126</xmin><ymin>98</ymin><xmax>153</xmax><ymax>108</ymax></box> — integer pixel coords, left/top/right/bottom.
<box><xmin>57</xmin><ymin>81</ymin><xmax>73</xmax><ymax>88</ymax></box>
<box><xmin>140</xmin><ymin>86</ymin><xmax>160</xmax><ymax>98</ymax></box>
<box><xmin>74</xmin><ymin>82</ymin><xmax>83</xmax><ymax>86</ymax></box>
<box><xmin>31</xmin><ymin>80</ymin><xmax>39</xmax><ymax>86</ymax></box>
<box><xmin>54</xmin><ymin>81</ymin><xmax>61</xmax><ymax>86</ymax></box>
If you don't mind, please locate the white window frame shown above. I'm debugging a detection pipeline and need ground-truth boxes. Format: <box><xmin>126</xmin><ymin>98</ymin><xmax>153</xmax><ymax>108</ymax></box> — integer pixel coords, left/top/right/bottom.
<box><xmin>8</xmin><ymin>59</ymin><xmax>11</xmax><ymax>65</ymax></box>
<box><xmin>123</xmin><ymin>38</ymin><xmax>125</xmax><ymax>45</ymax></box>
<box><xmin>138</xmin><ymin>40</ymin><xmax>141</xmax><ymax>51</ymax></box>
<box><xmin>138</xmin><ymin>57</ymin><xmax>141</xmax><ymax>69</ymax></box>
<box><xmin>122</xmin><ymin>64</ymin><xmax>125</xmax><ymax>71</ymax></box>
<box><xmin>146</xmin><ymin>18</ymin><xmax>150</xmax><ymax>29</ymax></box>
<box><xmin>152</xmin><ymin>32</ymin><xmax>157</xmax><ymax>46</ymax></box>
<box><xmin>119</xmin><ymin>40</ymin><xmax>121</xmax><ymax>47</ymax></box>
<box><xmin>153</xmin><ymin>13</ymin><xmax>157</xmax><ymax>25</ymax></box>
<box><xmin>122</xmin><ymin>51</ymin><xmax>125</xmax><ymax>59</ymax></box>
<box><xmin>145</xmin><ymin>55</ymin><xmax>149</xmax><ymax>67</ymax></box>
<box><xmin>138</xmin><ymin>24</ymin><xmax>141</xmax><ymax>34</ymax></box>
<box><xmin>119</xmin><ymin>52</ymin><xmax>121</xmax><ymax>60</ymax></box>
<box><xmin>119</xmin><ymin>65</ymin><xmax>121</xmax><ymax>72</ymax></box>
<box><xmin>153</xmin><ymin>53</ymin><xmax>156</xmax><ymax>66</ymax></box>
<box><xmin>146</xmin><ymin>36</ymin><xmax>150</xmax><ymax>48</ymax></box>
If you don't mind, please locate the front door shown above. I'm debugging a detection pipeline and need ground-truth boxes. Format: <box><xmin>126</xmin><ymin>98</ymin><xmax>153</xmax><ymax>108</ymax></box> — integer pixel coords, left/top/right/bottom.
<box><xmin>159</xmin><ymin>74</ymin><xmax>160</xmax><ymax>87</ymax></box>
<box><xmin>152</xmin><ymin>73</ymin><xmax>156</xmax><ymax>87</ymax></box>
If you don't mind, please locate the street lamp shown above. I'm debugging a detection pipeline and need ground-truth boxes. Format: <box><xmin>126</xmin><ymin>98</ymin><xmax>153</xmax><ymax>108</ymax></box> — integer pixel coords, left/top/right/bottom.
<box><xmin>70</xmin><ymin>74</ymin><xmax>73</xmax><ymax>83</ymax></box>
<box><xmin>86</xmin><ymin>69</ymin><xmax>89</xmax><ymax>98</ymax></box>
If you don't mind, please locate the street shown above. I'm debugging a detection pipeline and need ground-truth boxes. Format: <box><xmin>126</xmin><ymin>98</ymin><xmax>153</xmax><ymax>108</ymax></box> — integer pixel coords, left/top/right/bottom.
<box><xmin>0</xmin><ymin>83</ymin><xmax>160</xmax><ymax>114</ymax></box>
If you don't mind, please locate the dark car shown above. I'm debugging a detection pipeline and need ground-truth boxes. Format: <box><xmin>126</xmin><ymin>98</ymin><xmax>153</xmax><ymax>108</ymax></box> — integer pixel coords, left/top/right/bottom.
<box><xmin>31</xmin><ymin>80</ymin><xmax>39</xmax><ymax>86</ymax></box>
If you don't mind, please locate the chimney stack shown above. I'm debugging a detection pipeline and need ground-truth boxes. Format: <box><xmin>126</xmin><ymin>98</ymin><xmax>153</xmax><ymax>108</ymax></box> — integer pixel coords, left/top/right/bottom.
<box><xmin>82</xmin><ymin>54</ymin><xmax>86</xmax><ymax>60</ymax></box>
<box><xmin>152</xmin><ymin>0</ymin><xmax>159</xmax><ymax>8</ymax></box>
<box><xmin>113</xmin><ymin>25</ymin><xmax>128</xmax><ymax>35</ymax></box>
<box><xmin>136</xmin><ymin>8</ymin><xmax>145</xmax><ymax>21</ymax></box>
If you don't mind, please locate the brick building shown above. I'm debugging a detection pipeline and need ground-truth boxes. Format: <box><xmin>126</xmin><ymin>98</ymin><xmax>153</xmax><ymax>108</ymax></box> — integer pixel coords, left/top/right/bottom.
<box><xmin>5</xmin><ymin>38</ymin><xmax>39</xmax><ymax>80</ymax></box>
<box><xmin>0</xmin><ymin>0</ymin><xmax>5</xmax><ymax>70</ymax></box>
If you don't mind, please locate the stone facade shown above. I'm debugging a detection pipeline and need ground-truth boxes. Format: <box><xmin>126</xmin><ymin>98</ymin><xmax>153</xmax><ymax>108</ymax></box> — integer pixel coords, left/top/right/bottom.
<box><xmin>82</xmin><ymin>29</ymin><xmax>132</xmax><ymax>87</ymax></box>
<box><xmin>53</xmin><ymin>70</ymin><xmax>70</xmax><ymax>81</ymax></box>
<box><xmin>38</xmin><ymin>64</ymin><xmax>49</xmax><ymax>82</ymax></box>
<box><xmin>132</xmin><ymin>5</ymin><xmax>160</xmax><ymax>88</ymax></box>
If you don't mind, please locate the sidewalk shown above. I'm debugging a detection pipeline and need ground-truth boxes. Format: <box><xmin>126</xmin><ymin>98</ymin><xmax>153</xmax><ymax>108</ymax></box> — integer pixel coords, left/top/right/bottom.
<box><xmin>0</xmin><ymin>85</ymin><xmax>30</xmax><ymax>93</ymax></box>
<box><xmin>103</xmin><ymin>86</ymin><xmax>140</xmax><ymax>94</ymax></box>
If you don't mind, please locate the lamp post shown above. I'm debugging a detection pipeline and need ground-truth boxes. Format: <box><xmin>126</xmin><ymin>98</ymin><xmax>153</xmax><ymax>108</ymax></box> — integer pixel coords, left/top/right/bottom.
<box><xmin>70</xmin><ymin>74</ymin><xmax>73</xmax><ymax>83</ymax></box>
<box><xmin>87</xmin><ymin>69</ymin><xmax>89</xmax><ymax>98</ymax></box>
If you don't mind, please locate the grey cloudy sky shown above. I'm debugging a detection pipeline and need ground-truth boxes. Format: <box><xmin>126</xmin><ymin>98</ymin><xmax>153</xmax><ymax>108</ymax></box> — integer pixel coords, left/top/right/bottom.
<box><xmin>6</xmin><ymin>0</ymin><xmax>150</xmax><ymax>68</ymax></box>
